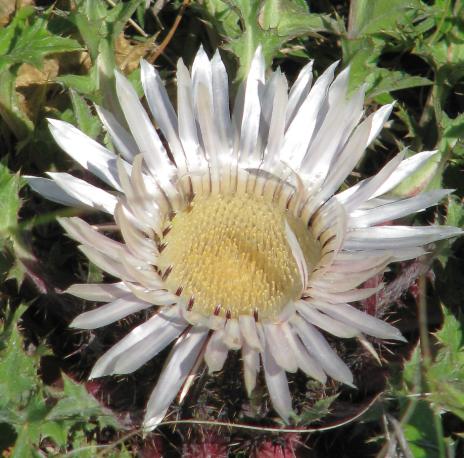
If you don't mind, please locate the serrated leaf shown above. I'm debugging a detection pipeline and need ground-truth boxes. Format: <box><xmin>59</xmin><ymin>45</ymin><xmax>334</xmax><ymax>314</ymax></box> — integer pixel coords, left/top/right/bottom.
<box><xmin>366</xmin><ymin>69</ymin><xmax>432</xmax><ymax>98</ymax></box>
<box><xmin>0</xmin><ymin>163</ymin><xmax>22</xmax><ymax>236</ymax></box>
<box><xmin>296</xmin><ymin>394</ymin><xmax>339</xmax><ymax>425</ymax></box>
<box><xmin>0</xmin><ymin>311</ymin><xmax>38</xmax><ymax>409</ymax></box>
<box><xmin>402</xmin><ymin>400</ymin><xmax>445</xmax><ymax>458</ymax></box>
<box><xmin>0</xmin><ymin>9</ymin><xmax>81</xmax><ymax>70</ymax></box>
<box><xmin>40</xmin><ymin>421</ymin><xmax>68</xmax><ymax>447</ymax></box>
<box><xmin>202</xmin><ymin>0</ymin><xmax>333</xmax><ymax>82</ymax></box>
<box><xmin>348</xmin><ymin>0</ymin><xmax>422</xmax><ymax>37</ymax></box>
<box><xmin>0</xmin><ymin>66</ymin><xmax>34</xmax><ymax>139</ymax></box>
<box><xmin>47</xmin><ymin>375</ymin><xmax>119</xmax><ymax>429</ymax></box>
<box><xmin>70</xmin><ymin>90</ymin><xmax>101</xmax><ymax>139</ymax></box>
<box><xmin>446</xmin><ymin>197</ymin><xmax>464</xmax><ymax>228</ymax></box>
<box><xmin>56</xmin><ymin>68</ymin><xmax>98</xmax><ymax>97</ymax></box>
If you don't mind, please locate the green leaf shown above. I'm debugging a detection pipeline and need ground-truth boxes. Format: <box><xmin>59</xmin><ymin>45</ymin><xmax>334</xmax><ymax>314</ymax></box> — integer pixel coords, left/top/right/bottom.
<box><xmin>348</xmin><ymin>0</ymin><xmax>422</xmax><ymax>38</ymax></box>
<box><xmin>56</xmin><ymin>67</ymin><xmax>99</xmax><ymax>97</ymax></box>
<box><xmin>0</xmin><ymin>67</ymin><xmax>34</xmax><ymax>140</ymax></box>
<box><xmin>0</xmin><ymin>163</ymin><xmax>22</xmax><ymax>236</ymax></box>
<box><xmin>366</xmin><ymin>69</ymin><xmax>433</xmax><ymax>98</ymax></box>
<box><xmin>47</xmin><ymin>375</ymin><xmax>119</xmax><ymax>429</ymax></box>
<box><xmin>446</xmin><ymin>197</ymin><xmax>464</xmax><ymax>228</ymax></box>
<box><xmin>201</xmin><ymin>0</ymin><xmax>334</xmax><ymax>82</ymax></box>
<box><xmin>402</xmin><ymin>400</ymin><xmax>445</xmax><ymax>458</ymax></box>
<box><xmin>0</xmin><ymin>8</ymin><xmax>81</xmax><ymax>70</ymax></box>
<box><xmin>70</xmin><ymin>90</ymin><xmax>101</xmax><ymax>139</ymax></box>
<box><xmin>427</xmin><ymin>308</ymin><xmax>464</xmax><ymax>421</ymax></box>
<box><xmin>0</xmin><ymin>308</ymin><xmax>38</xmax><ymax>409</ymax></box>
<box><xmin>296</xmin><ymin>394</ymin><xmax>339</xmax><ymax>425</ymax></box>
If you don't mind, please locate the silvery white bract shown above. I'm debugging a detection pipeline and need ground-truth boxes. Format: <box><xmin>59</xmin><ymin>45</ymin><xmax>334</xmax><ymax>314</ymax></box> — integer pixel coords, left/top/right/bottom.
<box><xmin>28</xmin><ymin>46</ymin><xmax>461</xmax><ymax>430</ymax></box>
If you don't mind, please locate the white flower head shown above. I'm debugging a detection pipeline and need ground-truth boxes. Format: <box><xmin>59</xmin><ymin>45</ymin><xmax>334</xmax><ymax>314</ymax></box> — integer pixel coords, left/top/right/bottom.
<box><xmin>28</xmin><ymin>47</ymin><xmax>461</xmax><ymax>430</ymax></box>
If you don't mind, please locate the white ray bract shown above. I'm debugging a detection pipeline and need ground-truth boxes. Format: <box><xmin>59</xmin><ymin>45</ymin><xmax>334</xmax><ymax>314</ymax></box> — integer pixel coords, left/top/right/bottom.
<box><xmin>140</xmin><ymin>59</ymin><xmax>186</xmax><ymax>173</ymax></box>
<box><xmin>90</xmin><ymin>307</ymin><xmax>186</xmax><ymax>378</ymax></box>
<box><xmin>70</xmin><ymin>294</ymin><xmax>153</xmax><ymax>329</ymax></box>
<box><xmin>295</xmin><ymin>300</ymin><xmax>360</xmax><ymax>338</ymax></box>
<box><xmin>348</xmin><ymin>189</ymin><xmax>452</xmax><ymax>227</ymax></box>
<box><xmin>308</xmin><ymin>300</ymin><xmax>406</xmax><ymax>342</ymax></box>
<box><xmin>242</xmin><ymin>342</ymin><xmax>260</xmax><ymax>396</ymax></box>
<box><xmin>144</xmin><ymin>328</ymin><xmax>208</xmax><ymax>430</ymax></box>
<box><xmin>25</xmin><ymin>176</ymin><xmax>98</xmax><ymax>210</ymax></box>
<box><xmin>65</xmin><ymin>282</ymin><xmax>130</xmax><ymax>302</ymax></box>
<box><xmin>263</xmin><ymin>323</ymin><xmax>298</xmax><ymax>373</ymax></box>
<box><xmin>205</xmin><ymin>328</ymin><xmax>229</xmax><ymax>373</ymax></box>
<box><xmin>258</xmin><ymin>325</ymin><xmax>293</xmax><ymax>422</ymax></box>
<box><xmin>96</xmin><ymin>105</ymin><xmax>139</xmax><ymax>162</ymax></box>
<box><xmin>48</xmin><ymin>119</ymin><xmax>125</xmax><ymax>191</ymax></box>
<box><xmin>27</xmin><ymin>174</ymin><xmax>117</xmax><ymax>214</ymax></box>
<box><xmin>115</xmin><ymin>71</ymin><xmax>175</xmax><ymax>182</ymax></box>
<box><xmin>58</xmin><ymin>217</ymin><xmax>123</xmax><ymax>255</ymax></box>
<box><xmin>291</xmin><ymin>315</ymin><xmax>354</xmax><ymax>385</ymax></box>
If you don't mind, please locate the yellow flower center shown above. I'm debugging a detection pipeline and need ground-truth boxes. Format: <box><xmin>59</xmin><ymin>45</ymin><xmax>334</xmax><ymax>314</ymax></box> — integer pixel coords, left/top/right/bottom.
<box><xmin>157</xmin><ymin>193</ymin><xmax>318</xmax><ymax>320</ymax></box>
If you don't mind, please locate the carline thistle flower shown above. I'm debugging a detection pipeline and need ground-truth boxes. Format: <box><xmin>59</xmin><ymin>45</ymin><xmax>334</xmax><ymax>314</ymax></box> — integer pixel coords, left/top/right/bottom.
<box><xmin>28</xmin><ymin>46</ymin><xmax>461</xmax><ymax>430</ymax></box>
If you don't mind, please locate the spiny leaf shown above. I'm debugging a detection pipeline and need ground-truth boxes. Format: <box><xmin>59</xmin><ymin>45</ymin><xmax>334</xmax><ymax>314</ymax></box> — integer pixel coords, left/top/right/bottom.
<box><xmin>0</xmin><ymin>8</ymin><xmax>81</xmax><ymax>70</ymax></box>
<box><xmin>0</xmin><ymin>163</ymin><xmax>22</xmax><ymax>236</ymax></box>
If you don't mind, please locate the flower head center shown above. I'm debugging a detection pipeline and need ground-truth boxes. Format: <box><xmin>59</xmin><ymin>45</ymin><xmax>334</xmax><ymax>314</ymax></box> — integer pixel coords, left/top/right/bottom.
<box><xmin>158</xmin><ymin>193</ymin><xmax>316</xmax><ymax>320</ymax></box>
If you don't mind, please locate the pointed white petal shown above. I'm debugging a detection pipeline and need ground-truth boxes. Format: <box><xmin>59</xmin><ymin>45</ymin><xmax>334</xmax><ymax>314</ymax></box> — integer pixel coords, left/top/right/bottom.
<box><xmin>27</xmin><ymin>174</ymin><xmax>117</xmax><ymax>214</ymax></box>
<box><xmin>70</xmin><ymin>294</ymin><xmax>153</xmax><ymax>329</ymax></box>
<box><xmin>176</xmin><ymin>59</ymin><xmax>205</xmax><ymax>172</ymax></box>
<box><xmin>78</xmin><ymin>244</ymin><xmax>133</xmax><ymax>280</ymax></box>
<box><xmin>204</xmin><ymin>329</ymin><xmax>229</xmax><ymax>374</ymax></box>
<box><xmin>25</xmin><ymin>176</ymin><xmax>99</xmax><ymax>210</ymax></box>
<box><xmin>58</xmin><ymin>217</ymin><xmax>123</xmax><ymax>254</ymax></box>
<box><xmin>291</xmin><ymin>315</ymin><xmax>354</xmax><ymax>385</ymax></box>
<box><xmin>283</xmin><ymin>323</ymin><xmax>327</xmax><ymax>383</ymax></box>
<box><xmin>337</xmin><ymin>152</ymin><xmax>405</xmax><ymax>212</ymax></box>
<box><xmin>115</xmin><ymin>71</ymin><xmax>174</xmax><ymax>181</ymax></box>
<box><xmin>65</xmin><ymin>282</ymin><xmax>129</xmax><ymax>302</ymax></box>
<box><xmin>349</xmin><ymin>189</ymin><xmax>453</xmax><ymax>227</ymax></box>
<box><xmin>124</xmin><ymin>282</ymin><xmax>176</xmax><ymax>305</ymax></box>
<box><xmin>96</xmin><ymin>105</ymin><xmax>139</xmax><ymax>162</ymax></box>
<box><xmin>223</xmin><ymin>319</ymin><xmax>242</xmax><ymax>350</ymax></box>
<box><xmin>195</xmin><ymin>82</ymin><xmax>222</xmax><ymax>177</ymax></box>
<box><xmin>263</xmin><ymin>72</ymin><xmax>288</xmax><ymax>165</ymax></box>
<box><xmin>281</xmin><ymin>61</ymin><xmax>338</xmax><ymax>167</ymax></box>
<box><xmin>260</xmin><ymin>333</ymin><xmax>293</xmax><ymax>422</ymax></box>
<box><xmin>296</xmin><ymin>301</ymin><xmax>360</xmax><ymax>338</ymax></box>
<box><xmin>239</xmin><ymin>46</ymin><xmax>265</xmax><ymax>167</ymax></box>
<box><xmin>263</xmin><ymin>323</ymin><xmax>298</xmax><ymax>373</ymax></box>
<box><xmin>89</xmin><ymin>307</ymin><xmax>184</xmax><ymax>378</ymax></box>
<box><xmin>238</xmin><ymin>315</ymin><xmax>263</xmax><ymax>352</ymax></box>
<box><xmin>140</xmin><ymin>59</ymin><xmax>187</xmax><ymax>172</ymax></box>
<box><xmin>373</xmin><ymin>150</ymin><xmax>439</xmax><ymax>197</ymax></box>
<box><xmin>242</xmin><ymin>342</ymin><xmax>260</xmax><ymax>396</ymax></box>
<box><xmin>211</xmin><ymin>50</ymin><xmax>232</xmax><ymax>153</ymax></box>
<box><xmin>286</xmin><ymin>60</ymin><xmax>313</xmax><ymax>127</ymax></box>
<box><xmin>345</xmin><ymin>225</ymin><xmax>462</xmax><ymax>250</ymax></box>
<box><xmin>48</xmin><ymin>119</ymin><xmax>123</xmax><ymax>190</ymax></box>
<box><xmin>309</xmin><ymin>300</ymin><xmax>406</xmax><ymax>342</ymax></box>
<box><xmin>311</xmin><ymin>286</ymin><xmax>381</xmax><ymax>304</ymax></box>
<box><xmin>367</xmin><ymin>103</ymin><xmax>395</xmax><ymax>145</ymax></box>
<box><xmin>112</xmin><ymin>318</ymin><xmax>185</xmax><ymax>374</ymax></box>
<box><xmin>143</xmin><ymin>327</ymin><xmax>208</xmax><ymax>431</ymax></box>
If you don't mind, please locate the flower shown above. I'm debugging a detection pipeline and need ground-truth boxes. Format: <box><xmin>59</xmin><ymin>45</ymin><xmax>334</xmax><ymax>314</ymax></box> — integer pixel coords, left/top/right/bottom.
<box><xmin>28</xmin><ymin>46</ymin><xmax>461</xmax><ymax>430</ymax></box>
